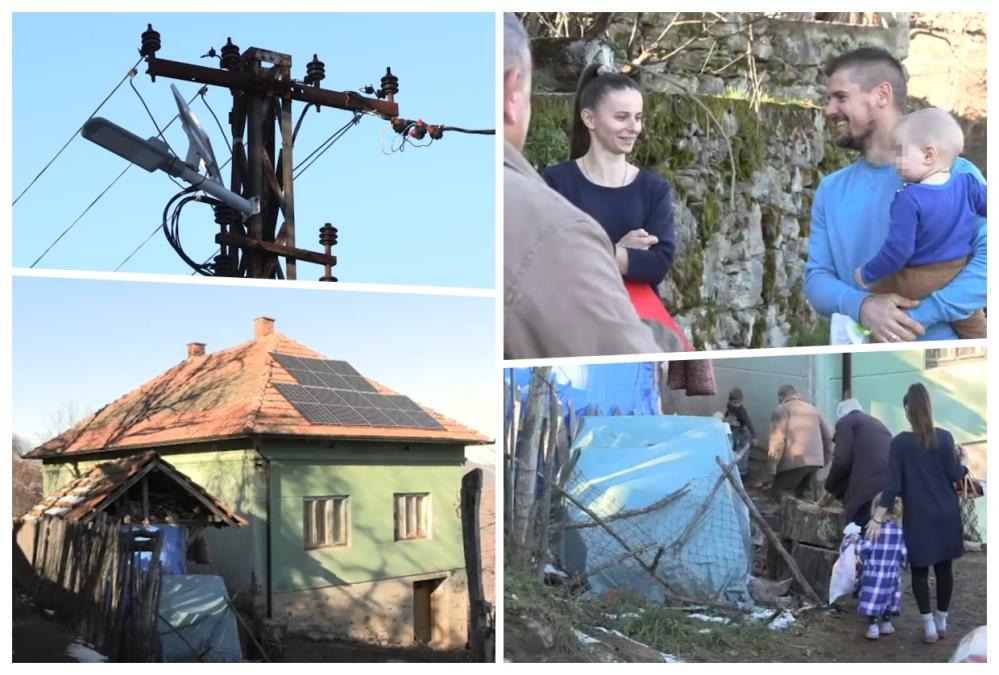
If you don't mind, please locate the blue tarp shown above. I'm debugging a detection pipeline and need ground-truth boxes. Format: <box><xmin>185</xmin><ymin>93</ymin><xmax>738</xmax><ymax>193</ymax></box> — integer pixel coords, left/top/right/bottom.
<box><xmin>122</xmin><ymin>525</ymin><xmax>187</xmax><ymax>575</ymax></box>
<box><xmin>561</xmin><ymin>415</ymin><xmax>752</xmax><ymax>607</ymax></box>
<box><xmin>158</xmin><ymin>575</ymin><xmax>242</xmax><ymax>662</ymax></box>
<box><xmin>510</xmin><ymin>363</ymin><xmax>659</xmax><ymax>418</ymax></box>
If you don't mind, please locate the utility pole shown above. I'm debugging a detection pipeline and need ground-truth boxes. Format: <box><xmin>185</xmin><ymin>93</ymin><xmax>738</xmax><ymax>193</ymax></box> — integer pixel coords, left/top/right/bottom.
<box><xmin>138</xmin><ymin>25</ymin><xmax>400</xmax><ymax>280</ymax></box>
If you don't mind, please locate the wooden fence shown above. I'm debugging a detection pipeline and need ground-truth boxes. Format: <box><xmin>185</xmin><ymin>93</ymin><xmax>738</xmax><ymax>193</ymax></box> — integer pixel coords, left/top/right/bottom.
<box><xmin>20</xmin><ymin>514</ymin><xmax>165</xmax><ymax>661</ymax></box>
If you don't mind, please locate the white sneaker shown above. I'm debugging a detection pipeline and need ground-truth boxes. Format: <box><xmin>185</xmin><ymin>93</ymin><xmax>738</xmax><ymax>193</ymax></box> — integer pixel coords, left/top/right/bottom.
<box><xmin>865</xmin><ymin>623</ymin><xmax>880</xmax><ymax>640</ymax></box>
<box><xmin>933</xmin><ymin>611</ymin><xmax>948</xmax><ymax>639</ymax></box>
<box><xmin>921</xmin><ymin>614</ymin><xmax>939</xmax><ymax>643</ymax></box>
<box><xmin>879</xmin><ymin>621</ymin><xmax>895</xmax><ymax>635</ymax></box>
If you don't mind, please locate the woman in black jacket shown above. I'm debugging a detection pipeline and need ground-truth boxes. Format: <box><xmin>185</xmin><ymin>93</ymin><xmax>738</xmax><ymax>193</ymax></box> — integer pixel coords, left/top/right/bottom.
<box><xmin>865</xmin><ymin>383</ymin><xmax>968</xmax><ymax>644</ymax></box>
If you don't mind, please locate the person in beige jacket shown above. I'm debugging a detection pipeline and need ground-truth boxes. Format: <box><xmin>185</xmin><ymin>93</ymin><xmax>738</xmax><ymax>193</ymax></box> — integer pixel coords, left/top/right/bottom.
<box><xmin>502</xmin><ymin>14</ymin><xmax>663</xmax><ymax>359</ymax></box>
<box><xmin>767</xmin><ymin>384</ymin><xmax>833</xmax><ymax>501</ymax></box>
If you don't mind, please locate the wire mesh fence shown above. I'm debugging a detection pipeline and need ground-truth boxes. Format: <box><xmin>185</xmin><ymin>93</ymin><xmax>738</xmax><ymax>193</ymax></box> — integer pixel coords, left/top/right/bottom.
<box><xmin>557</xmin><ymin>463</ymin><xmax>752</xmax><ymax>606</ymax></box>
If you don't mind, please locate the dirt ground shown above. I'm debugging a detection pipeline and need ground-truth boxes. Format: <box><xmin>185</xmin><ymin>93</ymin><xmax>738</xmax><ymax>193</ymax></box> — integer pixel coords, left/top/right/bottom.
<box><xmin>12</xmin><ymin>587</ymin><xmax>76</xmax><ymax>662</ymax></box>
<box><xmin>771</xmin><ymin>551</ymin><xmax>987</xmax><ymax>663</ymax></box>
<box><xmin>282</xmin><ymin>638</ymin><xmax>470</xmax><ymax>663</ymax></box>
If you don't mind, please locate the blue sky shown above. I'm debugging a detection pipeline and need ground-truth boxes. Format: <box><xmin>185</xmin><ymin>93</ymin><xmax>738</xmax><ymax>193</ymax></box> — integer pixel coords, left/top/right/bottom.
<box><xmin>12</xmin><ymin>13</ymin><xmax>496</xmax><ymax>288</ymax></box>
<box><xmin>12</xmin><ymin>276</ymin><xmax>498</xmax><ymax>451</ymax></box>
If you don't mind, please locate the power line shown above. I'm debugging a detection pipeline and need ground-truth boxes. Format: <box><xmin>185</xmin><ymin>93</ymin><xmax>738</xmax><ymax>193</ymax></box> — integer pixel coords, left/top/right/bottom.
<box><xmin>29</xmin><ymin>89</ymin><xmax>202</xmax><ymax>269</ymax></box>
<box><xmin>129</xmin><ymin>77</ymin><xmax>185</xmax><ymax>189</ymax></box>
<box><xmin>293</xmin><ymin>113</ymin><xmax>362</xmax><ymax>180</ymax></box>
<box><xmin>113</xmin><ymin>156</ymin><xmax>232</xmax><ymax>272</ymax></box>
<box><xmin>199</xmin><ymin>92</ymin><xmax>232</xmax><ymax>155</ymax></box>
<box><xmin>13</xmin><ymin>57</ymin><xmax>143</xmax><ymax>207</ymax></box>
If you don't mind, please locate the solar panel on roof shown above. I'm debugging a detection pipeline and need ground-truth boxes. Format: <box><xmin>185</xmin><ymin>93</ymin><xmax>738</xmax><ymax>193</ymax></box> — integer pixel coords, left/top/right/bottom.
<box><xmin>274</xmin><ymin>383</ymin><xmax>318</xmax><ymax>403</ymax></box>
<box><xmin>272</xmin><ymin>354</ymin><xmax>306</xmax><ymax>371</ymax></box>
<box><xmin>327</xmin><ymin>360</ymin><xmax>361</xmax><ymax>377</ymax></box>
<box><xmin>385</xmin><ymin>409</ymin><xmax>419</xmax><ymax>426</ymax></box>
<box><xmin>271</xmin><ymin>353</ymin><xmax>445</xmax><ymax>430</ymax></box>
<box><xmin>387</xmin><ymin>395</ymin><xmax>424</xmax><ymax>412</ymax></box>
<box><xmin>310</xmin><ymin>388</ymin><xmax>346</xmax><ymax>405</ymax></box>
<box><xmin>293</xmin><ymin>371</ymin><xmax>326</xmax><ymax>388</ymax></box>
<box><xmin>342</xmin><ymin>376</ymin><xmax>378</xmax><ymax>393</ymax></box>
<box><xmin>316</xmin><ymin>372</ymin><xmax>349</xmax><ymax>389</ymax></box>
<box><xmin>407</xmin><ymin>410</ymin><xmax>446</xmax><ymax>429</ymax></box>
<box><xmin>357</xmin><ymin>407</ymin><xmax>395</xmax><ymax>427</ymax></box>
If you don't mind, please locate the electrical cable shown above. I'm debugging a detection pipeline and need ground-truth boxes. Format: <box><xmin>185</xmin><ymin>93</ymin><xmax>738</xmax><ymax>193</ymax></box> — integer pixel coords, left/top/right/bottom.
<box><xmin>199</xmin><ymin>92</ymin><xmax>232</xmax><ymax>155</ymax></box>
<box><xmin>13</xmin><ymin>57</ymin><xmax>143</xmax><ymax>207</ymax></box>
<box><xmin>161</xmin><ymin>188</ymin><xmax>223</xmax><ymax>275</ymax></box>
<box><xmin>191</xmin><ymin>248</ymin><xmax>221</xmax><ymax>276</ymax></box>
<box><xmin>292</xmin><ymin>103</ymin><xmax>317</xmax><ymax>144</ymax></box>
<box><xmin>29</xmin><ymin>90</ymin><xmax>202</xmax><ymax>269</ymax></box>
<box><xmin>438</xmin><ymin>125</ymin><xmax>495</xmax><ymax>135</ymax></box>
<box><xmin>292</xmin><ymin>113</ymin><xmax>362</xmax><ymax>179</ymax></box>
<box><xmin>129</xmin><ymin>78</ymin><xmax>185</xmax><ymax>189</ymax></box>
<box><xmin>113</xmin><ymin>155</ymin><xmax>232</xmax><ymax>273</ymax></box>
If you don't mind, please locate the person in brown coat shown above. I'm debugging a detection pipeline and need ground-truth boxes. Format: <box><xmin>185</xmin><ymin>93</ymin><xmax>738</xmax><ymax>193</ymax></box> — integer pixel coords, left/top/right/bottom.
<box><xmin>767</xmin><ymin>384</ymin><xmax>833</xmax><ymax>501</ymax></box>
<box><xmin>824</xmin><ymin>398</ymin><xmax>893</xmax><ymax>527</ymax></box>
<box><xmin>502</xmin><ymin>14</ymin><xmax>664</xmax><ymax>359</ymax></box>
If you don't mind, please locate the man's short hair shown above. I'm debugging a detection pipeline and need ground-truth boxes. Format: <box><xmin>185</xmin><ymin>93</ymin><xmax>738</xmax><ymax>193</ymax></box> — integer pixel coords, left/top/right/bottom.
<box><xmin>777</xmin><ymin>384</ymin><xmax>797</xmax><ymax>400</ymax></box>
<box><xmin>825</xmin><ymin>47</ymin><xmax>907</xmax><ymax>111</ymax></box>
<box><xmin>504</xmin><ymin>13</ymin><xmax>530</xmax><ymax>77</ymax></box>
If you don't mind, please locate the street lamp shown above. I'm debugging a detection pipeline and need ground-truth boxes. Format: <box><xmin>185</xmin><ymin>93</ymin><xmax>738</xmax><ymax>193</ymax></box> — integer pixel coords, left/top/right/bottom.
<box><xmin>81</xmin><ymin>117</ymin><xmax>258</xmax><ymax>216</ymax></box>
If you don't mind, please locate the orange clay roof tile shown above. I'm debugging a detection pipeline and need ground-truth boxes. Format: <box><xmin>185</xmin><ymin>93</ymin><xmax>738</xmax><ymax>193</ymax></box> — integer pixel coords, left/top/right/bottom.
<box><xmin>28</xmin><ymin>331</ymin><xmax>488</xmax><ymax>459</ymax></box>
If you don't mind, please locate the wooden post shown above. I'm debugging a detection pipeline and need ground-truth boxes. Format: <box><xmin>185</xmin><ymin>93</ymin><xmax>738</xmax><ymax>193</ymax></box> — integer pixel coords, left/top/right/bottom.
<box><xmin>535</xmin><ymin>394</ymin><xmax>561</xmax><ymax>579</ymax></box>
<box><xmin>670</xmin><ymin>445</ymin><xmax>749</xmax><ymax>555</ymax></box>
<box><xmin>551</xmin><ymin>482</ymin><xmax>680</xmax><ymax>598</ymax></box>
<box><xmin>504</xmin><ymin>380</ymin><xmax>519</xmax><ymax>539</ymax></box>
<box><xmin>714</xmin><ymin>456</ymin><xmax>824</xmax><ymax>606</ymax></box>
<box><xmin>513</xmin><ymin>366</ymin><xmax>550</xmax><ymax>559</ymax></box>
<box><xmin>461</xmin><ymin>469</ymin><xmax>492</xmax><ymax>663</ymax></box>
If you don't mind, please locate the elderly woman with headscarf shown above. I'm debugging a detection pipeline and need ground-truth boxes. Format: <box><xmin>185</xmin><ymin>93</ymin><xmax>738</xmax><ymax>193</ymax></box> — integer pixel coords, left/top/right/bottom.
<box><xmin>823</xmin><ymin>398</ymin><xmax>893</xmax><ymax>526</ymax></box>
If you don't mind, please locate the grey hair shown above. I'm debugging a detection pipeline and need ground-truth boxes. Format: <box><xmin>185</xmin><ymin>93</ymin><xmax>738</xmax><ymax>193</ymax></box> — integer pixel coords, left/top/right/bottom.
<box><xmin>836</xmin><ymin>398</ymin><xmax>863</xmax><ymax>421</ymax></box>
<box><xmin>778</xmin><ymin>384</ymin><xmax>797</xmax><ymax>401</ymax></box>
<box><xmin>504</xmin><ymin>13</ymin><xmax>531</xmax><ymax>76</ymax></box>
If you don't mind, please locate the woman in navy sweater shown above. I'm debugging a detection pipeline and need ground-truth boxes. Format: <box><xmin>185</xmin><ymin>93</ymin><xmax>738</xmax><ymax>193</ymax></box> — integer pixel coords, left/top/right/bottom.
<box><xmin>865</xmin><ymin>383</ymin><xmax>968</xmax><ymax>644</ymax></box>
<box><xmin>542</xmin><ymin>65</ymin><xmax>684</xmax><ymax>351</ymax></box>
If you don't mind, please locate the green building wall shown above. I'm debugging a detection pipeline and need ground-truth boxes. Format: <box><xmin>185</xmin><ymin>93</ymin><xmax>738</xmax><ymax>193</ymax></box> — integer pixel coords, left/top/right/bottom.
<box><xmin>264</xmin><ymin>439</ymin><xmax>467</xmax><ymax>594</ymax></box>
<box><xmin>814</xmin><ymin>350</ymin><xmax>987</xmax><ymax>445</ymax></box>
<box><xmin>39</xmin><ymin>439</ymin><xmax>467</xmax><ymax>598</ymax></box>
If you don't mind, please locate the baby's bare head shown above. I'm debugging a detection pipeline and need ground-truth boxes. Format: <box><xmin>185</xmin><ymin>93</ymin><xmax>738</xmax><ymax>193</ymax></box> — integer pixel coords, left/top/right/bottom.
<box><xmin>893</xmin><ymin>107</ymin><xmax>965</xmax><ymax>167</ymax></box>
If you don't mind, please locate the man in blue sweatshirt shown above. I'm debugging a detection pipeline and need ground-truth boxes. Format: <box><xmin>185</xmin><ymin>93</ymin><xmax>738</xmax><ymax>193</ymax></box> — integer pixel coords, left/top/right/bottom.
<box><xmin>805</xmin><ymin>47</ymin><xmax>986</xmax><ymax>343</ymax></box>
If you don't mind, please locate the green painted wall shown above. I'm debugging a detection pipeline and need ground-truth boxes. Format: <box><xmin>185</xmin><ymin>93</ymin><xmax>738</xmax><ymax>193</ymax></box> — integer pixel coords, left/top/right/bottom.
<box><xmin>661</xmin><ymin>349</ymin><xmax>986</xmax><ymax>451</ymax></box>
<box><xmin>39</xmin><ymin>439</ymin><xmax>468</xmax><ymax>596</ymax></box>
<box><xmin>265</xmin><ymin>440</ymin><xmax>467</xmax><ymax>593</ymax></box>
<box><xmin>816</xmin><ymin>350</ymin><xmax>987</xmax><ymax>445</ymax></box>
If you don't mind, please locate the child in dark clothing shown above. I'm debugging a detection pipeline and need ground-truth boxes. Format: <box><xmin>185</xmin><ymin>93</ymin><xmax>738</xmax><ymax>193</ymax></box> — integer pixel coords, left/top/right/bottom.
<box><xmin>857</xmin><ymin>494</ymin><xmax>907</xmax><ymax>640</ymax></box>
<box><xmin>724</xmin><ymin>388</ymin><xmax>755</xmax><ymax>474</ymax></box>
<box><xmin>854</xmin><ymin>107</ymin><xmax>987</xmax><ymax>339</ymax></box>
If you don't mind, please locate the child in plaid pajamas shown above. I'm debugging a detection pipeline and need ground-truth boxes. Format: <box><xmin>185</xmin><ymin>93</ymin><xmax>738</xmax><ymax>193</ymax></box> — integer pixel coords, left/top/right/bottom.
<box><xmin>857</xmin><ymin>494</ymin><xmax>907</xmax><ymax>640</ymax></box>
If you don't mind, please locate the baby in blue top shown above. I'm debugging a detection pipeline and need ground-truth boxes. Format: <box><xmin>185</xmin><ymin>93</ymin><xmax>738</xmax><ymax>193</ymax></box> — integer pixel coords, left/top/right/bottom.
<box><xmin>854</xmin><ymin>108</ymin><xmax>986</xmax><ymax>339</ymax></box>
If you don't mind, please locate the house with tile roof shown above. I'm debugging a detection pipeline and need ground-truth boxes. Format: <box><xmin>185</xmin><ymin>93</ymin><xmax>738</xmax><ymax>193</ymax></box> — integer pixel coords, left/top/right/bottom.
<box><xmin>28</xmin><ymin>316</ymin><xmax>490</xmax><ymax>649</ymax></box>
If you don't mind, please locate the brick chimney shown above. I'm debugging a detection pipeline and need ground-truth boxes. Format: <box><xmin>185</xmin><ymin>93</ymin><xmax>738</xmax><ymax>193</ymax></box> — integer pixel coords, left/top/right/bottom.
<box><xmin>254</xmin><ymin>316</ymin><xmax>276</xmax><ymax>340</ymax></box>
<box><xmin>186</xmin><ymin>342</ymin><xmax>206</xmax><ymax>359</ymax></box>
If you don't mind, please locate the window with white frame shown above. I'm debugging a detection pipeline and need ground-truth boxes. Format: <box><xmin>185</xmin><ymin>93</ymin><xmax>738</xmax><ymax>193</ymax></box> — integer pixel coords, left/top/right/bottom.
<box><xmin>925</xmin><ymin>347</ymin><xmax>986</xmax><ymax>369</ymax></box>
<box><xmin>304</xmin><ymin>496</ymin><xmax>349</xmax><ymax>549</ymax></box>
<box><xmin>394</xmin><ymin>493</ymin><xmax>431</xmax><ymax>540</ymax></box>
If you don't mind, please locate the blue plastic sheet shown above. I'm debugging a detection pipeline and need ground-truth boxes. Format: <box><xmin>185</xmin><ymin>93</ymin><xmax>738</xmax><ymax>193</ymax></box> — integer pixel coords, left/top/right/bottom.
<box><xmin>158</xmin><ymin>575</ymin><xmax>242</xmax><ymax>662</ymax></box>
<box><xmin>561</xmin><ymin>415</ymin><xmax>752</xmax><ymax>607</ymax></box>
<box><xmin>509</xmin><ymin>363</ymin><xmax>659</xmax><ymax>419</ymax></box>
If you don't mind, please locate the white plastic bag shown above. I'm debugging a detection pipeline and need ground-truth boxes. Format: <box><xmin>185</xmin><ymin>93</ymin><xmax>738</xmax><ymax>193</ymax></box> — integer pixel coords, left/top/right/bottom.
<box><xmin>829</xmin><ymin>522</ymin><xmax>862</xmax><ymax>604</ymax></box>
<box><xmin>830</xmin><ymin>313</ymin><xmax>870</xmax><ymax>345</ymax></box>
<box><xmin>948</xmin><ymin>625</ymin><xmax>987</xmax><ymax>663</ymax></box>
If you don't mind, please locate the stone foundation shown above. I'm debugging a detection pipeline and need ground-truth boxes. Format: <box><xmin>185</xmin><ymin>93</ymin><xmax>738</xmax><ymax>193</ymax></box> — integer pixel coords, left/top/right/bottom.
<box><xmin>272</xmin><ymin>568</ymin><xmax>469</xmax><ymax>649</ymax></box>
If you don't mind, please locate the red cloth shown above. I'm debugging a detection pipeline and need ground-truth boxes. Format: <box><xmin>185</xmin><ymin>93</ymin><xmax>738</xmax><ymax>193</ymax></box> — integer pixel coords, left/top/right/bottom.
<box><xmin>625</xmin><ymin>281</ymin><xmax>692</xmax><ymax>351</ymax></box>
